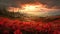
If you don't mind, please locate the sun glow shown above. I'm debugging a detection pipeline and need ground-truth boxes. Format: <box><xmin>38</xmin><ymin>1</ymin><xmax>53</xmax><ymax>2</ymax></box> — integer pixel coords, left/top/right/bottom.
<box><xmin>21</xmin><ymin>4</ymin><xmax>44</xmax><ymax>12</ymax></box>
<box><xmin>7</xmin><ymin>4</ymin><xmax>49</xmax><ymax>17</ymax></box>
<box><xmin>7</xmin><ymin>4</ymin><xmax>47</xmax><ymax>12</ymax></box>
<box><xmin>22</xmin><ymin>5</ymin><xmax>39</xmax><ymax>11</ymax></box>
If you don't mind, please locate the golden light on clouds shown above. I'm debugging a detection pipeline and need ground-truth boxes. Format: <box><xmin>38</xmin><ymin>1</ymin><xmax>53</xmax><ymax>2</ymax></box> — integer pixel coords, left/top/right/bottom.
<box><xmin>7</xmin><ymin>7</ymin><xmax>20</xmax><ymax>12</ymax></box>
<box><xmin>23</xmin><ymin>5</ymin><xmax>38</xmax><ymax>11</ymax></box>
<box><xmin>7</xmin><ymin>4</ymin><xmax>47</xmax><ymax>12</ymax></box>
<box><xmin>21</xmin><ymin>5</ymin><xmax>40</xmax><ymax>11</ymax></box>
<box><xmin>7</xmin><ymin>4</ymin><xmax>49</xmax><ymax>17</ymax></box>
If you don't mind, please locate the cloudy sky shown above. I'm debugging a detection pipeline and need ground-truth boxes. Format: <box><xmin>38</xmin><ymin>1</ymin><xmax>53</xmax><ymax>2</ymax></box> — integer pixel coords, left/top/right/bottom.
<box><xmin>0</xmin><ymin>0</ymin><xmax>60</xmax><ymax>8</ymax></box>
<box><xmin>0</xmin><ymin>0</ymin><xmax>60</xmax><ymax>17</ymax></box>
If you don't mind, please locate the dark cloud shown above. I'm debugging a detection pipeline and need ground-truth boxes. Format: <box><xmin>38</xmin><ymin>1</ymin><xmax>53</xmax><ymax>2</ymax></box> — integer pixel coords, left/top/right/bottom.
<box><xmin>0</xmin><ymin>0</ymin><xmax>17</xmax><ymax>7</ymax></box>
<box><xmin>0</xmin><ymin>0</ymin><xmax>60</xmax><ymax>9</ymax></box>
<box><xmin>38</xmin><ymin>0</ymin><xmax>60</xmax><ymax>9</ymax></box>
<box><xmin>47</xmin><ymin>9</ymin><xmax>60</xmax><ymax>16</ymax></box>
<box><xmin>17</xmin><ymin>0</ymin><xmax>36</xmax><ymax>4</ymax></box>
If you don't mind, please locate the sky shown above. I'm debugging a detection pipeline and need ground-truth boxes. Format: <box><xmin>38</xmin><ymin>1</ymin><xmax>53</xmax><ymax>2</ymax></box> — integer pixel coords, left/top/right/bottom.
<box><xmin>0</xmin><ymin>0</ymin><xmax>60</xmax><ymax>17</ymax></box>
<box><xmin>0</xmin><ymin>0</ymin><xmax>60</xmax><ymax>8</ymax></box>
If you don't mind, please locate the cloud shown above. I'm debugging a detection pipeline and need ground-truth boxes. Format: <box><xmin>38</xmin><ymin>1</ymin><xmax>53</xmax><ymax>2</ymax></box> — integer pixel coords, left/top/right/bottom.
<box><xmin>0</xmin><ymin>0</ymin><xmax>60</xmax><ymax>17</ymax></box>
<box><xmin>0</xmin><ymin>0</ymin><xmax>60</xmax><ymax>9</ymax></box>
<box><xmin>47</xmin><ymin>9</ymin><xmax>60</xmax><ymax>16</ymax></box>
<box><xmin>37</xmin><ymin>0</ymin><xmax>60</xmax><ymax>9</ymax></box>
<box><xmin>37</xmin><ymin>9</ymin><xmax>60</xmax><ymax>17</ymax></box>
